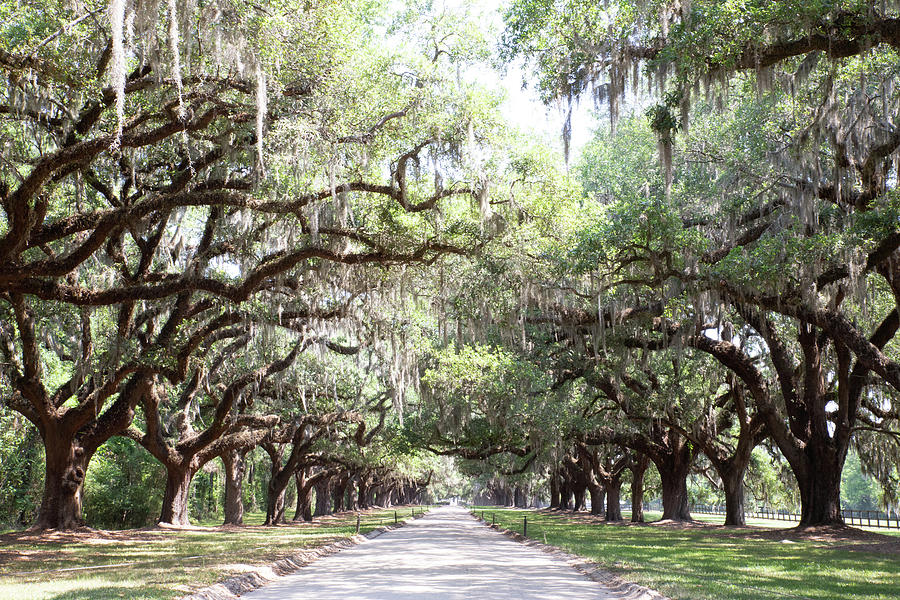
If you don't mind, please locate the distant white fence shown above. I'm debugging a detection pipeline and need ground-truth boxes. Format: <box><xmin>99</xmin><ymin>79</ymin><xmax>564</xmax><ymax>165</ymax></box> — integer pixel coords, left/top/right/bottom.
<box><xmin>691</xmin><ymin>504</ymin><xmax>900</xmax><ymax>529</ymax></box>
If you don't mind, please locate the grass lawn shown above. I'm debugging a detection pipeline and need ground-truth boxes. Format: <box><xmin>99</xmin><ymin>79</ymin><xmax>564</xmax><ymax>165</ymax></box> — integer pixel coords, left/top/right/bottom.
<box><xmin>473</xmin><ymin>507</ymin><xmax>900</xmax><ymax>600</ymax></box>
<box><xmin>0</xmin><ymin>507</ymin><xmax>428</xmax><ymax>600</ymax></box>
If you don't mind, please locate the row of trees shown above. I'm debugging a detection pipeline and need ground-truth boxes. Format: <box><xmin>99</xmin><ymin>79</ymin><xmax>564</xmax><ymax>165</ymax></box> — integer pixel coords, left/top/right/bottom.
<box><xmin>0</xmin><ymin>0</ymin><xmax>512</xmax><ymax>530</ymax></box>
<box><xmin>416</xmin><ymin>0</ymin><xmax>900</xmax><ymax>528</ymax></box>
<box><xmin>458</xmin><ymin>435</ymin><xmax>880</xmax><ymax>518</ymax></box>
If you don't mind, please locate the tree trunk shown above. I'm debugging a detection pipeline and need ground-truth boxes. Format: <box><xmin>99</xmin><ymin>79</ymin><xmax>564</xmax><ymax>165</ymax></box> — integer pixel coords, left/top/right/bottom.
<box><xmin>797</xmin><ymin>442</ymin><xmax>845</xmax><ymax>527</ymax></box>
<box><xmin>159</xmin><ymin>465</ymin><xmax>195</xmax><ymax>526</ymax></box>
<box><xmin>604</xmin><ymin>477</ymin><xmax>623</xmax><ymax>521</ymax></box>
<box><xmin>264</xmin><ymin>485</ymin><xmax>286</xmax><ymax>525</ymax></box>
<box><xmin>572</xmin><ymin>486</ymin><xmax>586</xmax><ymax>512</ymax></box>
<box><xmin>263</xmin><ymin>445</ymin><xmax>290</xmax><ymax>525</ymax></box>
<box><xmin>333</xmin><ymin>477</ymin><xmax>348</xmax><ymax>513</ymax></box>
<box><xmin>266</xmin><ymin>484</ymin><xmax>286</xmax><ymax>525</ymax></box>
<box><xmin>562</xmin><ymin>455</ymin><xmax>589</xmax><ymax>513</ymax></box>
<box><xmin>493</xmin><ymin>484</ymin><xmax>506</xmax><ymax>506</ymax></box>
<box><xmin>32</xmin><ymin>433</ymin><xmax>93</xmax><ymax>530</ymax></box>
<box><xmin>293</xmin><ymin>471</ymin><xmax>314</xmax><ymax>522</ymax></box>
<box><xmin>389</xmin><ymin>487</ymin><xmax>399</xmax><ymax>507</ymax></box>
<box><xmin>378</xmin><ymin>485</ymin><xmax>392</xmax><ymax>508</ymax></box>
<box><xmin>357</xmin><ymin>478</ymin><xmax>368</xmax><ymax>509</ymax></box>
<box><xmin>647</xmin><ymin>436</ymin><xmax>694</xmax><ymax>522</ymax></box>
<box><xmin>721</xmin><ymin>463</ymin><xmax>746</xmax><ymax>527</ymax></box>
<box><xmin>549</xmin><ymin>470</ymin><xmax>560</xmax><ymax>509</ymax></box>
<box><xmin>222</xmin><ymin>450</ymin><xmax>246</xmax><ymax>526</ymax></box>
<box><xmin>28</xmin><ymin>370</ymin><xmax>147</xmax><ymax>531</ymax></box>
<box><xmin>315</xmin><ymin>479</ymin><xmax>332</xmax><ymax>516</ymax></box>
<box><xmin>558</xmin><ymin>478</ymin><xmax>572</xmax><ymax>510</ymax></box>
<box><xmin>346</xmin><ymin>477</ymin><xmax>359</xmax><ymax>511</ymax></box>
<box><xmin>262</xmin><ymin>463</ymin><xmax>288</xmax><ymax>525</ymax></box>
<box><xmin>630</xmin><ymin>454</ymin><xmax>648</xmax><ymax>523</ymax></box>
<box><xmin>587</xmin><ymin>478</ymin><xmax>604</xmax><ymax>516</ymax></box>
<box><xmin>659</xmin><ymin>466</ymin><xmax>691</xmax><ymax>522</ymax></box>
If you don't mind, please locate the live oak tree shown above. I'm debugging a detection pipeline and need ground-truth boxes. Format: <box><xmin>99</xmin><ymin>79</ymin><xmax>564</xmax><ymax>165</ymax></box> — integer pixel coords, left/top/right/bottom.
<box><xmin>582</xmin><ymin>444</ymin><xmax>630</xmax><ymax>521</ymax></box>
<box><xmin>579</xmin><ymin>389</ymin><xmax>698</xmax><ymax>522</ymax></box>
<box><xmin>502</xmin><ymin>0</ymin><xmax>900</xmax><ymax>526</ymax></box>
<box><xmin>124</xmin><ymin>333</ymin><xmax>302</xmax><ymax>526</ymax></box>
<box><xmin>1</xmin><ymin>0</ymin><xmax>502</xmax><ymax>529</ymax></box>
<box><xmin>0</xmin><ymin>287</ymin><xmax>241</xmax><ymax>529</ymax></box>
<box><xmin>539</xmin><ymin>285</ymin><xmax>772</xmax><ymax>526</ymax></box>
<box><xmin>258</xmin><ymin>351</ymin><xmax>392</xmax><ymax>525</ymax></box>
<box><xmin>590</xmin><ymin>349</ymin><xmax>765</xmax><ymax>525</ymax></box>
<box><xmin>416</xmin><ymin>343</ymin><xmax>551</xmax><ymax>464</ymax></box>
<box><xmin>124</xmin><ymin>285</ymin><xmax>380</xmax><ymax>527</ymax></box>
<box><xmin>534</xmin><ymin>138</ymin><xmax>899</xmax><ymax>526</ymax></box>
<box><xmin>261</xmin><ymin>413</ymin><xmax>365</xmax><ymax>525</ymax></box>
<box><xmin>0</xmin><ymin>0</ymin><xmax>317</xmax><ymax>528</ymax></box>
<box><xmin>432</xmin><ymin>92</ymin><xmax>896</xmax><ymax>525</ymax></box>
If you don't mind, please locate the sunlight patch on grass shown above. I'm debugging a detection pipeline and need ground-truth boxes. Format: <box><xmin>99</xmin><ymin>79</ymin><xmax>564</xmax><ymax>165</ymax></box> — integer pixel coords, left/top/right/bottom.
<box><xmin>0</xmin><ymin>577</ymin><xmax>148</xmax><ymax>600</ymax></box>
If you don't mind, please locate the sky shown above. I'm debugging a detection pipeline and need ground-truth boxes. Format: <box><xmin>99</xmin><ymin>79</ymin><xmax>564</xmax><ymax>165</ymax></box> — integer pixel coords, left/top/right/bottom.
<box><xmin>435</xmin><ymin>0</ymin><xmax>600</xmax><ymax>163</ymax></box>
<box><xmin>496</xmin><ymin>59</ymin><xmax>598</xmax><ymax>160</ymax></box>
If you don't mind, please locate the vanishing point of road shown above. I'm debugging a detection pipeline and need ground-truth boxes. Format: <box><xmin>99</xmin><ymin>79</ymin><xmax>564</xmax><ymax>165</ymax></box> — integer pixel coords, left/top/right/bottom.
<box><xmin>241</xmin><ymin>505</ymin><xmax>630</xmax><ymax>599</ymax></box>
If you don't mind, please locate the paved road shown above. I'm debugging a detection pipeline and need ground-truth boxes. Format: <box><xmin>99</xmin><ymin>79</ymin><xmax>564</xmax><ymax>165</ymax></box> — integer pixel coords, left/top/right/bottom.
<box><xmin>240</xmin><ymin>505</ymin><xmax>622</xmax><ymax>599</ymax></box>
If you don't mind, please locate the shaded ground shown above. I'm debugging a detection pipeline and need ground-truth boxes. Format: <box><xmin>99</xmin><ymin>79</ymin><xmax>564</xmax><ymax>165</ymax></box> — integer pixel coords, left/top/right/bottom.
<box><xmin>241</xmin><ymin>506</ymin><xmax>640</xmax><ymax>600</ymax></box>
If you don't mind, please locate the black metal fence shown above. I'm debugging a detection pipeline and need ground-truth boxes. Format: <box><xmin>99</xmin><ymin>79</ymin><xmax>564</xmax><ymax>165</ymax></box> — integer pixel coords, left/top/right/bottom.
<box><xmin>691</xmin><ymin>504</ymin><xmax>900</xmax><ymax>529</ymax></box>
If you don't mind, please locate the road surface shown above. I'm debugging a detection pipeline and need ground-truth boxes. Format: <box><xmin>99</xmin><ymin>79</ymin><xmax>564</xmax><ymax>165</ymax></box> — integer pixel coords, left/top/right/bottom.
<box><xmin>241</xmin><ymin>505</ymin><xmax>626</xmax><ymax>599</ymax></box>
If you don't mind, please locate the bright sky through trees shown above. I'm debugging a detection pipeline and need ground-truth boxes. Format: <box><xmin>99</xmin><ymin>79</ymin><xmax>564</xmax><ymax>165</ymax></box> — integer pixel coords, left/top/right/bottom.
<box><xmin>436</xmin><ymin>0</ymin><xmax>598</xmax><ymax>159</ymax></box>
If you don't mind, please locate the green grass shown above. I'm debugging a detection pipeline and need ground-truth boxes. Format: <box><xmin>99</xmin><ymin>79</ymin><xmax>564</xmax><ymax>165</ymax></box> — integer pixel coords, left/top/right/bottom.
<box><xmin>0</xmin><ymin>507</ymin><xmax>428</xmax><ymax>600</ymax></box>
<box><xmin>473</xmin><ymin>507</ymin><xmax>900</xmax><ymax>600</ymax></box>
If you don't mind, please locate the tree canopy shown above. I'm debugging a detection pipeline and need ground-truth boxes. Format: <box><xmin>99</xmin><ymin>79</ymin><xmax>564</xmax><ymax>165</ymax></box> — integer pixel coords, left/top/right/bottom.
<box><xmin>1</xmin><ymin>0</ymin><xmax>898</xmax><ymax>533</ymax></box>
